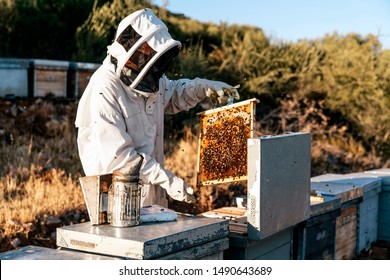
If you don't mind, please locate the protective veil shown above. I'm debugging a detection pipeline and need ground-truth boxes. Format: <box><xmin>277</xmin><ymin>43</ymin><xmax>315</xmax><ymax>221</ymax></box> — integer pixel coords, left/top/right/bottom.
<box><xmin>75</xmin><ymin>8</ymin><xmax>237</xmax><ymax>207</ymax></box>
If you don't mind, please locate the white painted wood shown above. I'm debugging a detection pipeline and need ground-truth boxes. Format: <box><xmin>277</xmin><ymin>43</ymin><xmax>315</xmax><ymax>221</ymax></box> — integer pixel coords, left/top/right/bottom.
<box><xmin>247</xmin><ymin>133</ymin><xmax>311</xmax><ymax>240</ymax></box>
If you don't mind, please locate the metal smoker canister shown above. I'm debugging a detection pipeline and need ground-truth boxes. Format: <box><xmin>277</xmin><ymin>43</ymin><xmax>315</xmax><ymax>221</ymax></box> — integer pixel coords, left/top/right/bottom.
<box><xmin>107</xmin><ymin>156</ymin><xmax>143</xmax><ymax>227</ymax></box>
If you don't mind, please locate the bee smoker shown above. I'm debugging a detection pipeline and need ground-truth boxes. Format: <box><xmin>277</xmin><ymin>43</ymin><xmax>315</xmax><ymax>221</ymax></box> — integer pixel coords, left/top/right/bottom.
<box><xmin>107</xmin><ymin>155</ymin><xmax>143</xmax><ymax>227</ymax></box>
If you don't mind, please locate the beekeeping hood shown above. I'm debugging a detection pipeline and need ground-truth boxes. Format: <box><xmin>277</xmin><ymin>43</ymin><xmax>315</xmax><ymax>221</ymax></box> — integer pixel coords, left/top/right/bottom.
<box><xmin>107</xmin><ymin>8</ymin><xmax>181</xmax><ymax>96</ymax></box>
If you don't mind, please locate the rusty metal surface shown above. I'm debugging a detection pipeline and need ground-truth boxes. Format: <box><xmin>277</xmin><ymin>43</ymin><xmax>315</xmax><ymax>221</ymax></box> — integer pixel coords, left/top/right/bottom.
<box><xmin>56</xmin><ymin>215</ymin><xmax>229</xmax><ymax>259</ymax></box>
<box><xmin>197</xmin><ymin>98</ymin><xmax>259</xmax><ymax>186</ymax></box>
<box><xmin>247</xmin><ymin>133</ymin><xmax>311</xmax><ymax>240</ymax></box>
<box><xmin>0</xmin><ymin>245</ymin><xmax>120</xmax><ymax>260</ymax></box>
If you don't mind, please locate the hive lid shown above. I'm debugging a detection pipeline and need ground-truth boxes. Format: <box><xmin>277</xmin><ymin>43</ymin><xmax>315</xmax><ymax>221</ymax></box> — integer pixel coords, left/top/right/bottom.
<box><xmin>311</xmin><ymin>172</ymin><xmax>382</xmax><ymax>193</ymax></box>
<box><xmin>311</xmin><ymin>182</ymin><xmax>363</xmax><ymax>203</ymax></box>
<box><xmin>365</xmin><ymin>169</ymin><xmax>390</xmax><ymax>185</ymax></box>
<box><xmin>56</xmin><ymin>215</ymin><xmax>229</xmax><ymax>259</ymax></box>
<box><xmin>196</xmin><ymin>98</ymin><xmax>259</xmax><ymax>186</ymax></box>
<box><xmin>309</xmin><ymin>196</ymin><xmax>341</xmax><ymax>216</ymax></box>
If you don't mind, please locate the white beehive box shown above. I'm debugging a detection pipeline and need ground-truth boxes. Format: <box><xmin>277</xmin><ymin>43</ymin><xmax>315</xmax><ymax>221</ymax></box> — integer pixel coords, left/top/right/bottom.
<box><xmin>0</xmin><ymin>58</ymin><xmax>30</xmax><ymax>97</ymax></box>
<box><xmin>57</xmin><ymin>215</ymin><xmax>229</xmax><ymax>260</ymax></box>
<box><xmin>247</xmin><ymin>132</ymin><xmax>311</xmax><ymax>240</ymax></box>
<box><xmin>68</xmin><ymin>62</ymin><xmax>100</xmax><ymax>98</ymax></box>
<box><xmin>311</xmin><ymin>172</ymin><xmax>382</xmax><ymax>258</ymax></box>
<box><xmin>31</xmin><ymin>59</ymin><xmax>69</xmax><ymax>97</ymax></box>
<box><xmin>365</xmin><ymin>169</ymin><xmax>390</xmax><ymax>242</ymax></box>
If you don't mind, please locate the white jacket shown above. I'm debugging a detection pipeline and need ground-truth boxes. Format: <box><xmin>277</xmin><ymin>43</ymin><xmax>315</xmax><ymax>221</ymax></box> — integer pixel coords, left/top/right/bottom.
<box><xmin>75</xmin><ymin>8</ymin><xmax>210</xmax><ymax>207</ymax></box>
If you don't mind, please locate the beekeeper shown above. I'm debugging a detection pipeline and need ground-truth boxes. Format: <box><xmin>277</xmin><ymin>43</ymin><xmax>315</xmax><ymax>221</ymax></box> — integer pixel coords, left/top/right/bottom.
<box><xmin>75</xmin><ymin>8</ymin><xmax>239</xmax><ymax>207</ymax></box>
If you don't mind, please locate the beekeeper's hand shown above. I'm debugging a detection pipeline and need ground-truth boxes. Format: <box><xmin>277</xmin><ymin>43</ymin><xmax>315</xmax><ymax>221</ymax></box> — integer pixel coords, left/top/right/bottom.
<box><xmin>138</xmin><ymin>154</ymin><xmax>196</xmax><ymax>204</ymax></box>
<box><xmin>204</xmin><ymin>80</ymin><xmax>240</xmax><ymax>107</ymax></box>
<box><xmin>163</xmin><ymin>176</ymin><xmax>196</xmax><ymax>203</ymax></box>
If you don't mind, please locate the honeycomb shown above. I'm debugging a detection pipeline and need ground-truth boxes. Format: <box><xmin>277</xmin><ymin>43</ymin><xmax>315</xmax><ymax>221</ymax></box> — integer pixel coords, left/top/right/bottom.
<box><xmin>197</xmin><ymin>99</ymin><xmax>258</xmax><ymax>185</ymax></box>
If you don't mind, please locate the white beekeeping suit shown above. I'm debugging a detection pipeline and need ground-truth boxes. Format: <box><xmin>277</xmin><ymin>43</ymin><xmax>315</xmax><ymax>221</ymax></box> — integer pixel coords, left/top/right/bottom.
<box><xmin>75</xmin><ymin>8</ymin><xmax>239</xmax><ymax>207</ymax></box>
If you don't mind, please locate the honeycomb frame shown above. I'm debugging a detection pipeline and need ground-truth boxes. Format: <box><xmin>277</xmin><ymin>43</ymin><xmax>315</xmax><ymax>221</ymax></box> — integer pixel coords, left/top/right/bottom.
<box><xmin>197</xmin><ymin>98</ymin><xmax>259</xmax><ymax>186</ymax></box>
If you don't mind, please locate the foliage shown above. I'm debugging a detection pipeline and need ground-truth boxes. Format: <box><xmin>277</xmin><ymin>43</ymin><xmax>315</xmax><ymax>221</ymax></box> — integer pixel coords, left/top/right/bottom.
<box><xmin>73</xmin><ymin>0</ymin><xmax>151</xmax><ymax>62</ymax></box>
<box><xmin>0</xmin><ymin>0</ymin><xmax>389</xmax><ymax>158</ymax></box>
<box><xmin>318</xmin><ymin>33</ymin><xmax>390</xmax><ymax>155</ymax></box>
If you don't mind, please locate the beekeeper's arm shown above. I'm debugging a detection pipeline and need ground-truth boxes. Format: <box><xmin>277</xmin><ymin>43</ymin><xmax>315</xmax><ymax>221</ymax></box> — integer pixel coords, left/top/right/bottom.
<box><xmin>89</xmin><ymin>86</ymin><xmax>195</xmax><ymax>203</ymax></box>
<box><xmin>162</xmin><ymin>77</ymin><xmax>240</xmax><ymax>114</ymax></box>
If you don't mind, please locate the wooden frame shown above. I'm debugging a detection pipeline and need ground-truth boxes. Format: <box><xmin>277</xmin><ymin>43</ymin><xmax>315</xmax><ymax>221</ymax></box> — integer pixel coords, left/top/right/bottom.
<box><xmin>196</xmin><ymin>98</ymin><xmax>259</xmax><ymax>186</ymax></box>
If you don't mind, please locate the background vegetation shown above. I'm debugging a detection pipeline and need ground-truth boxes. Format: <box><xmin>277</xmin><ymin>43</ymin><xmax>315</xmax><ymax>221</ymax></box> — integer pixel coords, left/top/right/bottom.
<box><xmin>0</xmin><ymin>0</ymin><xmax>389</xmax><ymax>253</ymax></box>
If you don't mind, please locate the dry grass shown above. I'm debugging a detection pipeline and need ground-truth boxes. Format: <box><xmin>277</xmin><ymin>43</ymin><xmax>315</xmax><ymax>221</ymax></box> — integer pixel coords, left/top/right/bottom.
<box><xmin>0</xmin><ymin>97</ymin><xmax>389</xmax><ymax>253</ymax></box>
<box><xmin>165</xmin><ymin>126</ymin><xmax>199</xmax><ymax>187</ymax></box>
<box><xmin>0</xmin><ymin>167</ymin><xmax>85</xmax><ymax>235</ymax></box>
<box><xmin>0</xmin><ymin>99</ymin><xmax>87</xmax><ymax>252</ymax></box>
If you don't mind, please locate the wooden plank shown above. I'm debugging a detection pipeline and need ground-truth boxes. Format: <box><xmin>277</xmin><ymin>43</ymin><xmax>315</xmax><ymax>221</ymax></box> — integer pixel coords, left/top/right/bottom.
<box><xmin>57</xmin><ymin>216</ymin><xmax>229</xmax><ymax>259</ymax></box>
<box><xmin>157</xmin><ymin>237</ymin><xmax>229</xmax><ymax>260</ymax></box>
<box><xmin>204</xmin><ymin>206</ymin><xmax>247</xmax><ymax>217</ymax></box>
<box><xmin>34</xmin><ymin>69</ymin><xmax>67</xmax><ymax>97</ymax></box>
<box><xmin>229</xmin><ymin>222</ymin><xmax>248</xmax><ymax>234</ymax></box>
<box><xmin>201</xmin><ymin>207</ymin><xmax>248</xmax><ymax>234</ymax></box>
<box><xmin>304</xmin><ymin>216</ymin><xmax>337</xmax><ymax>259</ymax></box>
<box><xmin>35</xmin><ymin>69</ymin><xmax>66</xmax><ymax>82</ymax></box>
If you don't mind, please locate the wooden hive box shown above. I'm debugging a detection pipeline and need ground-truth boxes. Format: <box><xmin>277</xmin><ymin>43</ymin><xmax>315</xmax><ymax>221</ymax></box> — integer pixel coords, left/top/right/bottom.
<box><xmin>0</xmin><ymin>58</ymin><xmax>30</xmax><ymax>97</ymax></box>
<box><xmin>31</xmin><ymin>59</ymin><xmax>69</xmax><ymax>97</ymax></box>
<box><xmin>311</xmin><ymin>180</ymin><xmax>362</xmax><ymax>260</ymax></box>
<box><xmin>224</xmin><ymin>227</ymin><xmax>294</xmax><ymax>260</ymax></box>
<box><xmin>293</xmin><ymin>196</ymin><xmax>341</xmax><ymax>260</ymax></box>
<box><xmin>68</xmin><ymin>62</ymin><xmax>100</xmax><ymax>98</ymax></box>
<box><xmin>197</xmin><ymin>99</ymin><xmax>258</xmax><ymax>236</ymax></box>
<box><xmin>56</xmin><ymin>215</ymin><xmax>229</xmax><ymax>260</ymax></box>
<box><xmin>311</xmin><ymin>173</ymin><xmax>382</xmax><ymax>257</ymax></box>
<box><xmin>197</xmin><ymin>100</ymin><xmax>311</xmax><ymax>241</ymax></box>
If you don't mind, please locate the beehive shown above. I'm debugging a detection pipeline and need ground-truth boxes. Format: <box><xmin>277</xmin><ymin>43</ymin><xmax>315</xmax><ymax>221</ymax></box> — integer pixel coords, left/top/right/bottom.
<box><xmin>196</xmin><ymin>98</ymin><xmax>259</xmax><ymax>186</ymax></box>
<box><xmin>293</xmin><ymin>196</ymin><xmax>341</xmax><ymax>260</ymax></box>
<box><xmin>31</xmin><ymin>59</ymin><xmax>69</xmax><ymax>97</ymax></box>
<box><xmin>68</xmin><ymin>62</ymin><xmax>100</xmax><ymax>98</ymax></box>
<box><xmin>365</xmin><ymin>169</ymin><xmax>390</xmax><ymax>242</ymax></box>
<box><xmin>311</xmin><ymin>173</ymin><xmax>382</xmax><ymax>257</ymax></box>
